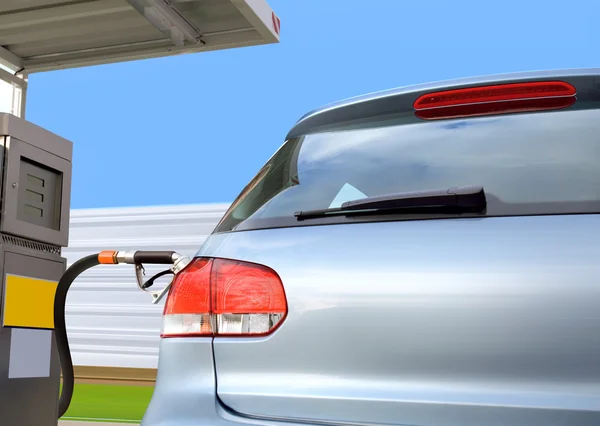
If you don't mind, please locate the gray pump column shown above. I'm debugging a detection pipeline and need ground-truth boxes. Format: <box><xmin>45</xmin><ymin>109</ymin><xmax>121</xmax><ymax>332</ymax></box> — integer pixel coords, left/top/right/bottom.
<box><xmin>0</xmin><ymin>113</ymin><xmax>73</xmax><ymax>426</ymax></box>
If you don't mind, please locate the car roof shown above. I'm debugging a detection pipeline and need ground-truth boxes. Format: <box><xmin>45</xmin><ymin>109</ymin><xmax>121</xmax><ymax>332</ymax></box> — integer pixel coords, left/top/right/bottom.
<box><xmin>286</xmin><ymin>68</ymin><xmax>600</xmax><ymax>139</ymax></box>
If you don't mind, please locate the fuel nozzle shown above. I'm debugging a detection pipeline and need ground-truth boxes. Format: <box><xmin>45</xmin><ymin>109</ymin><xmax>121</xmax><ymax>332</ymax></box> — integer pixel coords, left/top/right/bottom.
<box><xmin>97</xmin><ymin>249</ymin><xmax>186</xmax><ymax>265</ymax></box>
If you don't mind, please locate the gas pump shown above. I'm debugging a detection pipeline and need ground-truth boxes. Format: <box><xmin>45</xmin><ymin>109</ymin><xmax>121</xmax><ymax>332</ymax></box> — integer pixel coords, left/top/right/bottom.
<box><xmin>0</xmin><ymin>1</ymin><xmax>281</xmax><ymax>425</ymax></box>
<box><xmin>0</xmin><ymin>111</ymin><xmax>192</xmax><ymax>426</ymax></box>
<box><xmin>0</xmin><ymin>113</ymin><xmax>73</xmax><ymax>426</ymax></box>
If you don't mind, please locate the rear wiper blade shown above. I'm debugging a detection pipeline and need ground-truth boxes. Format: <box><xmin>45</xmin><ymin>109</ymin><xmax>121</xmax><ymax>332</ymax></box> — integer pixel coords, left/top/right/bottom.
<box><xmin>294</xmin><ymin>185</ymin><xmax>486</xmax><ymax>220</ymax></box>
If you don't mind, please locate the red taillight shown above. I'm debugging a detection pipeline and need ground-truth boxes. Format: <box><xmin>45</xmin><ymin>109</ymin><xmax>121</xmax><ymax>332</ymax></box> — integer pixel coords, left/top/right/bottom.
<box><xmin>161</xmin><ymin>258</ymin><xmax>287</xmax><ymax>338</ymax></box>
<box><xmin>413</xmin><ymin>81</ymin><xmax>577</xmax><ymax>120</ymax></box>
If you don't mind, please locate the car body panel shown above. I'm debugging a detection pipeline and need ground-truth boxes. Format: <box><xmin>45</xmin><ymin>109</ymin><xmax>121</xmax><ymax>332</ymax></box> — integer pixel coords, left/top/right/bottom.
<box><xmin>142</xmin><ymin>338</ymin><xmax>341</xmax><ymax>426</ymax></box>
<box><xmin>197</xmin><ymin>215</ymin><xmax>600</xmax><ymax>426</ymax></box>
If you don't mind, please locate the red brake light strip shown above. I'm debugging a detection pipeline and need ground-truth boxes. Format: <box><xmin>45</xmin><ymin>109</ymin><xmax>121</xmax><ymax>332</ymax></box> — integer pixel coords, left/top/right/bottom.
<box><xmin>413</xmin><ymin>81</ymin><xmax>577</xmax><ymax>120</ymax></box>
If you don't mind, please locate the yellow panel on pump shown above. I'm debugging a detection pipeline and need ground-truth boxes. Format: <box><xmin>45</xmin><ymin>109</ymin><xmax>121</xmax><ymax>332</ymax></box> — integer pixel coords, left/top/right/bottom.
<box><xmin>3</xmin><ymin>274</ymin><xmax>58</xmax><ymax>329</ymax></box>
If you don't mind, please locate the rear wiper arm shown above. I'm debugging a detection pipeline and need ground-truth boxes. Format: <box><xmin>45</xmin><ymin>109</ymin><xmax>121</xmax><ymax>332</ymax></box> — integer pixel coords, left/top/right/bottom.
<box><xmin>294</xmin><ymin>185</ymin><xmax>486</xmax><ymax>220</ymax></box>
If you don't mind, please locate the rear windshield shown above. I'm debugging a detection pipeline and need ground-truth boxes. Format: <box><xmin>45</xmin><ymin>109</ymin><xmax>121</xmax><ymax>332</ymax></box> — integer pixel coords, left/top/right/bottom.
<box><xmin>214</xmin><ymin>108</ymin><xmax>600</xmax><ymax>233</ymax></box>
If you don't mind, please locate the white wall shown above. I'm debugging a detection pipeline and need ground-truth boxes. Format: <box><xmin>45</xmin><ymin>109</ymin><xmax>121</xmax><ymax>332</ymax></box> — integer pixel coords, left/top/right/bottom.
<box><xmin>62</xmin><ymin>203</ymin><xmax>230</xmax><ymax>369</ymax></box>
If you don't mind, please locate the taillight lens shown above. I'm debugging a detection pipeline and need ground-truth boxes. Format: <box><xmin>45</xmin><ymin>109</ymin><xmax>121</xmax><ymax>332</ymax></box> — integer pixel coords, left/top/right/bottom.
<box><xmin>161</xmin><ymin>257</ymin><xmax>287</xmax><ymax>338</ymax></box>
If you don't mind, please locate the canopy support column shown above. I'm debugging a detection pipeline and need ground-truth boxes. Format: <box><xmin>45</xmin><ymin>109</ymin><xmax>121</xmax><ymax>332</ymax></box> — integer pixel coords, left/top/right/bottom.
<box><xmin>0</xmin><ymin>59</ymin><xmax>27</xmax><ymax>119</ymax></box>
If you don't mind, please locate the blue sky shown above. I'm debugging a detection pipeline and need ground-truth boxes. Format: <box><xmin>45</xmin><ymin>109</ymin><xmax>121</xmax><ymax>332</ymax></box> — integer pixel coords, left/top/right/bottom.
<box><xmin>26</xmin><ymin>0</ymin><xmax>600</xmax><ymax>209</ymax></box>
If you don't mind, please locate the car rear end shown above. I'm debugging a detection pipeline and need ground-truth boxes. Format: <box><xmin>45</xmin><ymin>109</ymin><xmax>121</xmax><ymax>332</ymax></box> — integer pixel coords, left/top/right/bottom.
<box><xmin>142</xmin><ymin>69</ymin><xmax>600</xmax><ymax>426</ymax></box>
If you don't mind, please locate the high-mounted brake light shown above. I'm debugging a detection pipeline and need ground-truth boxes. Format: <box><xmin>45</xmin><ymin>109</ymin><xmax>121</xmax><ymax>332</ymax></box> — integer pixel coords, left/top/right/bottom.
<box><xmin>161</xmin><ymin>257</ymin><xmax>287</xmax><ymax>337</ymax></box>
<box><xmin>413</xmin><ymin>81</ymin><xmax>577</xmax><ymax>120</ymax></box>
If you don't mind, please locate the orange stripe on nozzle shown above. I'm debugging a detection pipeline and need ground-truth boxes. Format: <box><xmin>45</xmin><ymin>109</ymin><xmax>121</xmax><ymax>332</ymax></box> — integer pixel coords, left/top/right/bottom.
<box><xmin>98</xmin><ymin>250</ymin><xmax>118</xmax><ymax>264</ymax></box>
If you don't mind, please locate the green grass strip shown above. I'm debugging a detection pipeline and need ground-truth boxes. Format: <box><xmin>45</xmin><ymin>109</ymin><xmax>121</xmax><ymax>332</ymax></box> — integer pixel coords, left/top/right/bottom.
<box><xmin>61</xmin><ymin>383</ymin><xmax>154</xmax><ymax>423</ymax></box>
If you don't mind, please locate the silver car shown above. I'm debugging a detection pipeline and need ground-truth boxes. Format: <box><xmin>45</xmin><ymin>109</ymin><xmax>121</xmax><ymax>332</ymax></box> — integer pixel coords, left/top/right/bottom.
<box><xmin>142</xmin><ymin>68</ymin><xmax>600</xmax><ymax>426</ymax></box>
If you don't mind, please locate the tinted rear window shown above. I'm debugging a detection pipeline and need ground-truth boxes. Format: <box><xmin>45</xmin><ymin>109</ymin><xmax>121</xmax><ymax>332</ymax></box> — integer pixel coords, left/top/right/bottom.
<box><xmin>214</xmin><ymin>109</ymin><xmax>600</xmax><ymax>233</ymax></box>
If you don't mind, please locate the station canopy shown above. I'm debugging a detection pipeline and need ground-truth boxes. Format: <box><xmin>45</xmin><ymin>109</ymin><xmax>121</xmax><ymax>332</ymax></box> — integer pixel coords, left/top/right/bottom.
<box><xmin>0</xmin><ymin>0</ymin><xmax>281</xmax><ymax>74</ymax></box>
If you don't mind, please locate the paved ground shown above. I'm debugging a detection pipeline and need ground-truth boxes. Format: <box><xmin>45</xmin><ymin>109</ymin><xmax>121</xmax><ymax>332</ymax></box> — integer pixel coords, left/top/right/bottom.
<box><xmin>59</xmin><ymin>422</ymin><xmax>137</xmax><ymax>426</ymax></box>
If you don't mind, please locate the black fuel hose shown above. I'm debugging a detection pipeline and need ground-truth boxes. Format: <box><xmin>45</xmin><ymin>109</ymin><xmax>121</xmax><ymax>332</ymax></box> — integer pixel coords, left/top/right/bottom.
<box><xmin>54</xmin><ymin>250</ymin><xmax>180</xmax><ymax>418</ymax></box>
<box><xmin>54</xmin><ymin>253</ymin><xmax>100</xmax><ymax>418</ymax></box>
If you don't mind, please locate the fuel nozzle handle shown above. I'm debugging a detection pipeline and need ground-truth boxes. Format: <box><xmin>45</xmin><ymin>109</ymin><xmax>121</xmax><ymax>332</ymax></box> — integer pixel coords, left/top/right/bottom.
<box><xmin>132</xmin><ymin>250</ymin><xmax>175</xmax><ymax>264</ymax></box>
